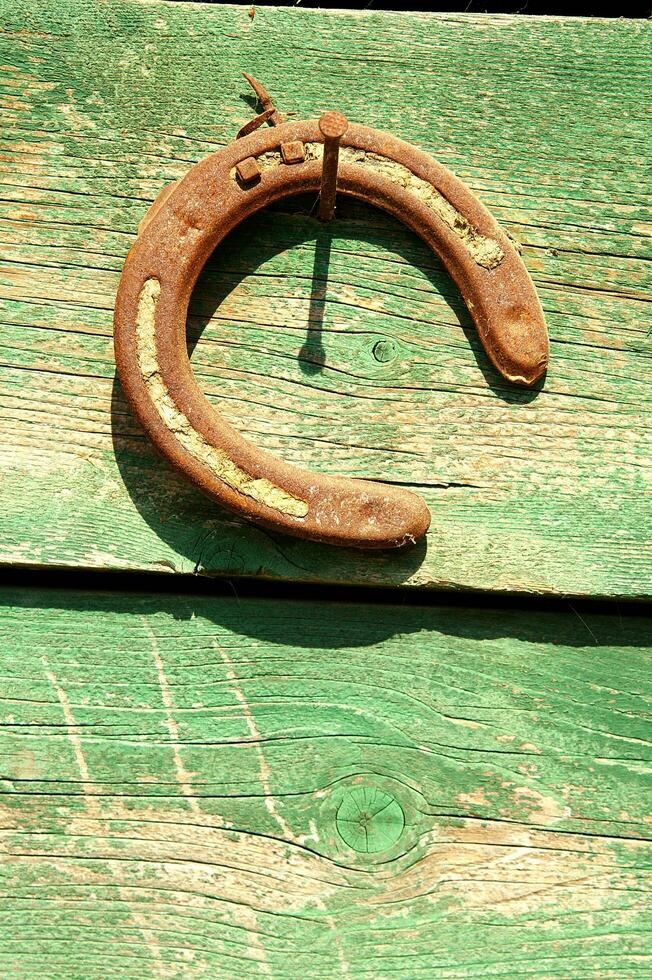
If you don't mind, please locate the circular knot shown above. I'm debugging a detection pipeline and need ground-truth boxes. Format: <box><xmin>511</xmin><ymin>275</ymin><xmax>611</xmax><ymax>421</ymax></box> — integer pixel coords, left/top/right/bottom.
<box><xmin>335</xmin><ymin>786</ymin><xmax>404</xmax><ymax>853</ymax></box>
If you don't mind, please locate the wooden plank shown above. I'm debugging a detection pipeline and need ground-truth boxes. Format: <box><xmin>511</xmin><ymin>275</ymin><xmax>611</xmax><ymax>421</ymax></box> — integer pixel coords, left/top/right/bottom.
<box><xmin>1</xmin><ymin>587</ymin><xmax>650</xmax><ymax>977</ymax></box>
<box><xmin>0</xmin><ymin>0</ymin><xmax>650</xmax><ymax>595</ymax></box>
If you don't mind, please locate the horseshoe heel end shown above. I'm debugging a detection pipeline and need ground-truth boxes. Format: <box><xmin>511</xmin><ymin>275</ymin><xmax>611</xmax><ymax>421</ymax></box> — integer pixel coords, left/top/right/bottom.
<box><xmin>495</xmin><ymin>318</ymin><xmax>549</xmax><ymax>387</ymax></box>
<box><xmin>476</xmin><ymin>271</ymin><xmax>549</xmax><ymax>387</ymax></box>
<box><xmin>306</xmin><ymin>479</ymin><xmax>431</xmax><ymax>549</ymax></box>
<box><xmin>497</xmin><ymin>300</ymin><xmax>549</xmax><ymax>387</ymax></box>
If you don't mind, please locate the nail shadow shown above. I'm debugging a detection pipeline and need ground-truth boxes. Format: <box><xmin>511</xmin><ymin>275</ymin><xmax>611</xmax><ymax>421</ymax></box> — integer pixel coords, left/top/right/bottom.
<box><xmin>298</xmin><ymin>223</ymin><xmax>331</xmax><ymax>374</ymax></box>
<box><xmin>239</xmin><ymin>91</ymin><xmax>259</xmax><ymax>114</ymax></box>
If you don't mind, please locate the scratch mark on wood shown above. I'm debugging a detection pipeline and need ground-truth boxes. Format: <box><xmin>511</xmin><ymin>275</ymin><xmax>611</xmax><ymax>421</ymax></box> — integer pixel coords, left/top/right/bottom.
<box><xmin>42</xmin><ymin>654</ymin><xmax>166</xmax><ymax>975</ymax></box>
<box><xmin>214</xmin><ymin>639</ymin><xmax>294</xmax><ymax>843</ymax></box>
<box><xmin>142</xmin><ymin>617</ymin><xmax>202</xmax><ymax>818</ymax></box>
<box><xmin>42</xmin><ymin>655</ymin><xmax>100</xmax><ymax>815</ymax></box>
<box><xmin>216</xmin><ymin>636</ymin><xmax>348</xmax><ymax>972</ymax></box>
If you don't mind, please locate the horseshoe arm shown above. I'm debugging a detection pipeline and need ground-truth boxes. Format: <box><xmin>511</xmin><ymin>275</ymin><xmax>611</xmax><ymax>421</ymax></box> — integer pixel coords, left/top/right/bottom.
<box><xmin>114</xmin><ymin>120</ymin><xmax>547</xmax><ymax>549</ymax></box>
<box><xmin>338</xmin><ymin>131</ymin><xmax>549</xmax><ymax>388</ymax></box>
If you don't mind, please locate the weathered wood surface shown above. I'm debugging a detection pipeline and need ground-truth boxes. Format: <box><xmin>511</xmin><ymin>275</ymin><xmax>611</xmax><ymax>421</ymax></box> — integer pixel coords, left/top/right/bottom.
<box><xmin>1</xmin><ymin>1</ymin><xmax>651</xmax><ymax>595</ymax></box>
<box><xmin>1</xmin><ymin>587</ymin><xmax>650</xmax><ymax>977</ymax></box>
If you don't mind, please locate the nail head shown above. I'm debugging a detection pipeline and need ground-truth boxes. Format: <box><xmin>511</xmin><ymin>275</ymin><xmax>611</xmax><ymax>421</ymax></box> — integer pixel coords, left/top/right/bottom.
<box><xmin>235</xmin><ymin>156</ymin><xmax>261</xmax><ymax>185</ymax></box>
<box><xmin>281</xmin><ymin>141</ymin><xmax>306</xmax><ymax>165</ymax></box>
<box><xmin>319</xmin><ymin>111</ymin><xmax>348</xmax><ymax>142</ymax></box>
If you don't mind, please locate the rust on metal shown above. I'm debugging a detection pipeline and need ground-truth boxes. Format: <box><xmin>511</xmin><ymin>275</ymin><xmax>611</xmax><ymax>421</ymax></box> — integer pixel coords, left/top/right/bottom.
<box><xmin>318</xmin><ymin>111</ymin><xmax>348</xmax><ymax>221</ymax></box>
<box><xmin>236</xmin><ymin>108</ymin><xmax>276</xmax><ymax>139</ymax></box>
<box><xmin>242</xmin><ymin>72</ymin><xmax>282</xmax><ymax>126</ymax></box>
<box><xmin>235</xmin><ymin>155</ymin><xmax>261</xmax><ymax>185</ymax></box>
<box><xmin>114</xmin><ymin>76</ymin><xmax>549</xmax><ymax>549</ymax></box>
<box><xmin>280</xmin><ymin>140</ymin><xmax>306</xmax><ymax>165</ymax></box>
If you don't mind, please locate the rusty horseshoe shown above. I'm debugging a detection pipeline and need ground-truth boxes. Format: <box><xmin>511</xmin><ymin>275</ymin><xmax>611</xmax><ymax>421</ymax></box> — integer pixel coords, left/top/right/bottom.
<box><xmin>114</xmin><ymin>76</ymin><xmax>548</xmax><ymax>550</ymax></box>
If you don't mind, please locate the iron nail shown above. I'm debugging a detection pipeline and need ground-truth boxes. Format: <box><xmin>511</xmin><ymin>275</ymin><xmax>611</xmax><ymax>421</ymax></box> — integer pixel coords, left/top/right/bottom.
<box><xmin>318</xmin><ymin>111</ymin><xmax>348</xmax><ymax>222</ymax></box>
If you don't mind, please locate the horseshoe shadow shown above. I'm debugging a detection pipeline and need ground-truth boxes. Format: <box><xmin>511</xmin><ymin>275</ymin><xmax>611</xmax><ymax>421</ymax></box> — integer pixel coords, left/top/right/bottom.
<box><xmin>111</xmin><ymin>194</ymin><xmax>542</xmax><ymax>591</ymax></box>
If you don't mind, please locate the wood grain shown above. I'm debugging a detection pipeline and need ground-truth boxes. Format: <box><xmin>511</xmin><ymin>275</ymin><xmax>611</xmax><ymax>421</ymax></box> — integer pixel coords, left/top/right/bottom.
<box><xmin>1</xmin><ymin>587</ymin><xmax>650</xmax><ymax>977</ymax></box>
<box><xmin>0</xmin><ymin>1</ymin><xmax>650</xmax><ymax>594</ymax></box>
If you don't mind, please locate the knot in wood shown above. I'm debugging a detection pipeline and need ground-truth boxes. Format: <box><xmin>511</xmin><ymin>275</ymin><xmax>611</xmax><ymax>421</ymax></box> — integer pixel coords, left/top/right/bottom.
<box><xmin>373</xmin><ymin>339</ymin><xmax>398</xmax><ymax>363</ymax></box>
<box><xmin>335</xmin><ymin>786</ymin><xmax>404</xmax><ymax>853</ymax></box>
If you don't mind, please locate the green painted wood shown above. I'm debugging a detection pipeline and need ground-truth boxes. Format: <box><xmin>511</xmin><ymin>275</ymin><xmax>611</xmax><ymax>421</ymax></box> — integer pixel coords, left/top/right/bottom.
<box><xmin>0</xmin><ymin>0</ymin><xmax>651</xmax><ymax>595</ymax></box>
<box><xmin>0</xmin><ymin>588</ymin><xmax>650</xmax><ymax>977</ymax></box>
